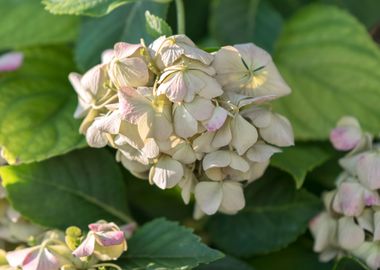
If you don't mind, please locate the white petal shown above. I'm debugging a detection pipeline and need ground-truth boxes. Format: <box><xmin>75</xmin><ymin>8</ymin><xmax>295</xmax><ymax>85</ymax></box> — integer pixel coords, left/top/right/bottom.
<box><xmin>220</xmin><ymin>181</ymin><xmax>245</xmax><ymax>214</ymax></box>
<box><xmin>229</xmin><ymin>152</ymin><xmax>249</xmax><ymax>172</ymax></box>
<box><xmin>192</xmin><ymin>132</ymin><xmax>217</xmax><ymax>153</ymax></box>
<box><xmin>212</xmin><ymin>119</ymin><xmax>232</xmax><ymax>148</ymax></box>
<box><xmin>204</xmin><ymin>107</ymin><xmax>228</xmax><ymax>132</ymax></box>
<box><xmin>173</xmin><ymin>104</ymin><xmax>198</xmax><ymax>138</ymax></box>
<box><xmin>150</xmin><ymin>157</ymin><xmax>184</xmax><ymax>189</ymax></box>
<box><xmin>338</xmin><ymin>217</ymin><xmax>365</xmax><ymax>250</ymax></box>
<box><xmin>194</xmin><ymin>182</ymin><xmax>223</xmax><ymax>215</ymax></box>
<box><xmin>118</xmin><ymin>86</ymin><xmax>152</xmax><ymax>124</ymax></box>
<box><xmin>332</xmin><ymin>182</ymin><xmax>365</xmax><ymax>216</ymax></box>
<box><xmin>172</xmin><ymin>143</ymin><xmax>197</xmax><ymax>164</ymax></box>
<box><xmin>86</xmin><ymin>124</ymin><xmax>108</xmax><ymax>148</ymax></box>
<box><xmin>245</xmin><ymin>161</ymin><xmax>270</xmax><ymax>183</ymax></box>
<box><xmin>184</xmin><ymin>97</ymin><xmax>214</xmax><ymax>121</ymax></box>
<box><xmin>246</xmin><ymin>141</ymin><xmax>281</xmax><ymax>162</ymax></box>
<box><xmin>203</xmin><ymin>150</ymin><xmax>231</xmax><ymax>170</ymax></box>
<box><xmin>231</xmin><ymin>114</ymin><xmax>258</xmax><ymax>155</ymax></box>
<box><xmin>0</xmin><ymin>51</ymin><xmax>23</xmax><ymax>71</ymax></box>
<box><xmin>260</xmin><ymin>113</ymin><xmax>294</xmax><ymax>147</ymax></box>
<box><xmin>109</xmin><ymin>57</ymin><xmax>149</xmax><ymax>88</ymax></box>
<box><xmin>357</xmin><ymin>152</ymin><xmax>380</xmax><ymax>190</ymax></box>
<box><xmin>242</xmin><ymin>107</ymin><xmax>272</xmax><ymax>128</ymax></box>
<box><xmin>157</xmin><ymin>71</ymin><xmax>187</xmax><ymax>102</ymax></box>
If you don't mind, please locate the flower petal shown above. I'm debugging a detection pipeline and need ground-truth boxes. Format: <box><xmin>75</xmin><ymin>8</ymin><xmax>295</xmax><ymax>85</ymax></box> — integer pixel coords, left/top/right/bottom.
<box><xmin>96</xmin><ymin>231</ymin><xmax>125</xmax><ymax>246</ymax></box>
<box><xmin>194</xmin><ymin>181</ymin><xmax>223</xmax><ymax>215</ymax></box>
<box><xmin>246</xmin><ymin>141</ymin><xmax>281</xmax><ymax>162</ymax></box>
<box><xmin>184</xmin><ymin>97</ymin><xmax>214</xmax><ymax>121</ymax></box>
<box><xmin>0</xmin><ymin>52</ymin><xmax>23</xmax><ymax>72</ymax></box>
<box><xmin>118</xmin><ymin>86</ymin><xmax>152</xmax><ymax>124</ymax></box>
<box><xmin>204</xmin><ymin>107</ymin><xmax>228</xmax><ymax>132</ymax></box>
<box><xmin>231</xmin><ymin>114</ymin><xmax>258</xmax><ymax>155</ymax></box>
<box><xmin>259</xmin><ymin>113</ymin><xmax>294</xmax><ymax>147</ymax></box>
<box><xmin>203</xmin><ymin>150</ymin><xmax>231</xmax><ymax>170</ymax></box>
<box><xmin>338</xmin><ymin>217</ymin><xmax>365</xmax><ymax>250</ymax></box>
<box><xmin>150</xmin><ymin>157</ymin><xmax>184</xmax><ymax>189</ymax></box>
<box><xmin>357</xmin><ymin>152</ymin><xmax>380</xmax><ymax>190</ymax></box>
<box><xmin>220</xmin><ymin>181</ymin><xmax>245</xmax><ymax>214</ymax></box>
<box><xmin>173</xmin><ymin>104</ymin><xmax>198</xmax><ymax>138</ymax></box>
<box><xmin>332</xmin><ymin>182</ymin><xmax>365</xmax><ymax>216</ymax></box>
<box><xmin>73</xmin><ymin>233</ymin><xmax>96</xmax><ymax>258</ymax></box>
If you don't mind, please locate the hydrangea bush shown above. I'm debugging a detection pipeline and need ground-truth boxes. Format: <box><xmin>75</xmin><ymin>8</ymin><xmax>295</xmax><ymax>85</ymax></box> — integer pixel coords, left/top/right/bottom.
<box><xmin>0</xmin><ymin>0</ymin><xmax>379</xmax><ymax>269</ymax></box>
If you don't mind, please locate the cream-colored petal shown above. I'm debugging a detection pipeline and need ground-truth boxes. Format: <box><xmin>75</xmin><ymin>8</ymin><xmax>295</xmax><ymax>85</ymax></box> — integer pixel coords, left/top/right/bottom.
<box><xmin>205</xmin><ymin>167</ymin><xmax>225</xmax><ymax>181</ymax></box>
<box><xmin>173</xmin><ymin>104</ymin><xmax>198</xmax><ymax>138</ymax></box>
<box><xmin>220</xmin><ymin>181</ymin><xmax>245</xmax><ymax>214</ymax></box>
<box><xmin>231</xmin><ymin>114</ymin><xmax>258</xmax><ymax>155</ymax></box>
<box><xmin>108</xmin><ymin>57</ymin><xmax>149</xmax><ymax>88</ymax></box>
<box><xmin>234</xmin><ymin>43</ymin><xmax>271</xmax><ymax>71</ymax></box>
<box><xmin>212</xmin><ymin>119</ymin><xmax>232</xmax><ymax>148</ymax></box>
<box><xmin>115</xmin><ymin>121</ymin><xmax>144</xmax><ymax>149</ymax></box>
<box><xmin>150</xmin><ymin>157</ymin><xmax>184</xmax><ymax>189</ymax></box>
<box><xmin>260</xmin><ymin>113</ymin><xmax>294</xmax><ymax>147</ymax></box>
<box><xmin>245</xmin><ymin>161</ymin><xmax>270</xmax><ymax>183</ymax></box>
<box><xmin>338</xmin><ymin>216</ymin><xmax>365</xmax><ymax>250</ymax></box>
<box><xmin>118</xmin><ymin>86</ymin><xmax>152</xmax><ymax>124</ymax></box>
<box><xmin>86</xmin><ymin>124</ymin><xmax>108</xmax><ymax>148</ymax></box>
<box><xmin>194</xmin><ymin>181</ymin><xmax>223</xmax><ymax>215</ymax></box>
<box><xmin>229</xmin><ymin>152</ymin><xmax>249</xmax><ymax>172</ymax></box>
<box><xmin>157</xmin><ymin>71</ymin><xmax>187</xmax><ymax>102</ymax></box>
<box><xmin>357</xmin><ymin>152</ymin><xmax>380</xmax><ymax>190</ymax></box>
<box><xmin>178</xmin><ymin>169</ymin><xmax>197</xmax><ymax>204</ymax></box>
<box><xmin>116</xmin><ymin>151</ymin><xmax>150</xmax><ymax>174</ymax></box>
<box><xmin>114</xmin><ymin>42</ymin><xmax>142</xmax><ymax>58</ymax></box>
<box><xmin>172</xmin><ymin>142</ymin><xmax>197</xmax><ymax>164</ymax></box>
<box><xmin>192</xmin><ymin>132</ymin><xmax>218</xmax><ymax>153</ymax></box>
<box><xmin>142</xmin><ymin>138</ymin><xmax>160</xmax><ymax>159</ymax></box>
<box><xmin>246</xmin><ymin>141</ymin><xmax>281</xmax><ymax>162</ymax></box>
<box><xmin>204</xmin><ymin>107</ymin><xmax>228</xmax><ymax>132</ymax></box>
<box><xmin>242</xmin><ymin>107</ymin><xmax>272</xmax><ymax>128</ymax></box>
<box><xmin>184</xmin><ymin>97</ymin><xmax>214</xmax><ymax>121</ymax></box>
<box><xmin>203</xmin><ymin>150</ymin><xmax>231</xmax><ymax>170</ymax></box>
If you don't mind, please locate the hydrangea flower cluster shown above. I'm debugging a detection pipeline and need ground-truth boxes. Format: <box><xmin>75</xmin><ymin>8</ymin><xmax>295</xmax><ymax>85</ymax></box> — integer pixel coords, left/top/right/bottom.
<box><xmin>310</xmin><ymin>116</ymin><xmax>380</xmax><ymax>269</ymax></box>
<box><xmin>70</xmin><ymin>35</ymin><xmax>294</xmax><ymax>217</ymax></box>
<box><xmin>0</xmin><ymin>220</ymin><xmax>134</xmax><ymax>270</ymax></box>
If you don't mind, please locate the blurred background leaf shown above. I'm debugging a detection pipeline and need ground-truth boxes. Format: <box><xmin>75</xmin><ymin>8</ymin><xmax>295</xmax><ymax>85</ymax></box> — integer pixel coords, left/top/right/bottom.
<box><xmin>206</xmin><ymin>169</ymin><xmax>321</xmax><ymax>257</ymax></box>
<box><xmin>75</xmin><ymin>0</ymin><xmax>169</xmax><ymax>71</ymax></box>
<box><xmin>273</xmin><ymin>5</ymin><xmax>380</xmax><ymax>140</ymax></box>
<box><xmin>0</xmin><ymin>0</ymin><xmax>78</xmax><ymax>50</ymax></box>
<box><xmin>0</xmin><ymin>148</ymin><xmax>131</xmax><ymax>229</ymax></box>
<box><xmin>119</xmin><ymin>218</ymin><xmax>224</xmax><ymax>269</ymax></box>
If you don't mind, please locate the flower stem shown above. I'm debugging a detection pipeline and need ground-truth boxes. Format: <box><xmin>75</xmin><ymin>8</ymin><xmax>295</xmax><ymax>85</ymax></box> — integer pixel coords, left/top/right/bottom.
<box><xmin>175</xmin><ymin>0</ymin><xmax>185</xmax><ymax>34</ymax></box>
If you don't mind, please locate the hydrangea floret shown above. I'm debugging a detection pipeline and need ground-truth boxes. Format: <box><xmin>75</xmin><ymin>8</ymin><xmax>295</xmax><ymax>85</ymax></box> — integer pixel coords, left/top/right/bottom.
<box><xmin>69</xmin><ymin>34</ymin><xmax>294</xmax><ymax>218</ymax></box>
<box><xmin>310</xmin><ymin>116</ymin><xmax>380</xmax><ymax>269</ymax></box>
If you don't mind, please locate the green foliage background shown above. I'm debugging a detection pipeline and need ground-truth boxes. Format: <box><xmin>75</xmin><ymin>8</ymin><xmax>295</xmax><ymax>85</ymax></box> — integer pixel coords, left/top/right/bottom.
<box><xmin>1</xmin><ymin>0</ymin><xmax>380</xmax><ymax>269</ymax></box>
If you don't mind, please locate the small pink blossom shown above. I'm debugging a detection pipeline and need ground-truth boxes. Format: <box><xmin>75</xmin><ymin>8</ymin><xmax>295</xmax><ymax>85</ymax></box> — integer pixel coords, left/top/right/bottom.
<box><xmin>0</xmin><ymin>52</ymin><xmax>23</xmax><ymax>72</ymax></box>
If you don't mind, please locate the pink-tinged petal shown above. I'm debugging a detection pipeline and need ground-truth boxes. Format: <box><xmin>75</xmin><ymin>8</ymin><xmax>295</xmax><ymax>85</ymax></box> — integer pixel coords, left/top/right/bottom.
<box><xmin>72</xmin><ymin>233</ymin><xmax>96</xmax><ymax>258</ymax></box>
<box><xmin>120</xmin><ymin>223</ymin><xmax>137</xmax><ymax>239</ymax></box>
<box><xmin>96</xmin><ymin>231</ymin><xmax>125</xmax><ymax>246</ymax></box>
<box><xmin>157</xmin><ymin>71</ymin><xmax>187</xmax><ymax>102</ymax></box>
<box><xmin>6</xmin><ymin>247</ymin><xmax>36</xmax><ymax>267</ymax></box>
<box><xmin>23</xmin><ymin>248</ymin><xmax>60</xmax><ymax>270</ymax></box>
<box><xmin>114</xmin><ymin>42</ymin><xmax>142</xmax><ymax>58</ymax></box>
<box><xmin>330</xmin><ymin>126</ymin><xmax>361</xmax><ymax>151</ymax></box>
<box><xmin>118</xmin><ymin>87</ymin><xmax>151</xmax><ymax>124</ymax></box>
<box><xmin>204</xmin><ymin>107</ymin><xmax>228</xmax><ymax>132</ymax></box>
<box><xmin>101</xmin><ymin>49</ymin><xmax>114</xmax><ymax>63</ymax></box>
<box><xmin>89</xmin><ymin>222</ymin><xmax>116</xmax><ymax>232</ymax></box>
<box><xmin>0</xmin><ymin>52</ymin><xmax>23</xmax><ymax>72</ymax></box>
<box><xmin>357</xmin><ymin>153</ymin><xmax>380</xmax><ymax>190</ymax></box>
<box><xmin>332</xmin><ymin>182</ymin><xmax>365</xmax><ymax>216</ymax></box>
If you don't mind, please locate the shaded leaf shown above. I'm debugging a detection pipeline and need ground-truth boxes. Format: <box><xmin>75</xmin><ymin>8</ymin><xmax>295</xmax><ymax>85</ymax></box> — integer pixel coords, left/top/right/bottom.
<box><xmin>333</xmin><ymin>257</ymin><xmax>370</xmax><ymax>270</ymax></box>
<box><xmin>207</xmin><ymin>169</ymin><xmax>321</xmax><ymax>257</ymax></box>
<box><xmin>196</xmin><ymin>256</ymin><xmax>254</xmax><ymax>270</ymax></box>
<box><xmin>119</xmin><ymin>218</ymin><xmax>223</xmax><ymax>269</ymax></box>
<box><xmin>0</xmin><ymin>148</ymin><xmax>131</xmax><ymax>229</ymax></box>
<box><xmin>75</xmin><ymin>1</ymin><xmax>169</xmax><ymax>71</ymax></box>
<box><xmin>271</xmin><ymin>144</ymin><xmax>333</xmax><ymax>188</ymax></box>
<box><xmin>145</xmin><ymin>10</ymin><xmax>172</xmax><ymax>38</ymax></box>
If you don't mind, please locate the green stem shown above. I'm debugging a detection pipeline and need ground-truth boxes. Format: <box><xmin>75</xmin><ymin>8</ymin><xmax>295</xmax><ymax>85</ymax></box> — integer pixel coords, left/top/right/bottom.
<box><xmin>175</xmin><ymin>0</ymin><xmax>185</xmax><ymax>34</ymax></box>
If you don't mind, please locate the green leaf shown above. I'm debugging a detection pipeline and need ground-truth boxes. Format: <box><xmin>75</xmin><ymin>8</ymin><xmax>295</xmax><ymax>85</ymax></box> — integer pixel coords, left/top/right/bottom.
<box><xmin>0</xmin><ymin>0</ymin><xmax>78</xmax><ymax>49</ymax></box>
<box><xmin>145</xmin><ymin>10</ymin><xmax>172</xmax><ymax>38</ymax></box>
<box><xmin>273</xmin><ymin>5</ymin><xmax>380</xmax><ymax>140</ymax></box>
<box><xmin>119</xmin><ymin>218</ymin><xmax>223</xmax><ymax>270</ymax></box>
<box><xmin>75</xmin><ymin>1</ymin><xmax>169</xmax><ymax>71</ymax></box>
<box><xmin>196</xmin><ymin>256</ymin><xmax>254</xmax><ymax>270</ymax></box>
<box><xmin>207</xmin><ymin>169</ymin><xmax>321</xmax><ymax>257</ymax></box>
<box><xmin>323</xmin><ymin>0</ymin><xmax>380</xmax><ymax>29</ymax></box>
<box><xmin>333</xmin><ymin>257</ymin><xmax>370</xmax><ymax>270</ymax></box>
<box><xmin>271</xmin><ymin>144</ymin><xmax>333</xmax><ymax>188</ymax></box>
<box><xmin>250</xmin><ymin>238</ymin><xmax>333</xmax><ymax>270</ymax></box>
<box><xmin>0</xmin><ymin>148</ymin><xmax>131</xmax><ymax>230</ymax></box>
<box><xmin>0</xmin><ymin>46</ymin><xmax>84</xmax><ymax>164</ymax></box>
<box><xmin>209</xmin><ymin>0</ymin><xmax>283</xmax><ymax>53</ymax></box>
<box><xmin>42</xmin><ymin>0</ymin><xmax>134</xmax><ymax>16</ymax></box>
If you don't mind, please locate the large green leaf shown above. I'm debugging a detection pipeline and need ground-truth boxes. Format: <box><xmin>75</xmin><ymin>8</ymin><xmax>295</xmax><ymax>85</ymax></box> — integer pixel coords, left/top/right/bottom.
<box><xmin>119</xmin><ymin>218</ymin><xmax>223</xmax><ymax>270</ymax></box>
<box><xmin>0</xmin><ymin>148</ymin><xmax>131</xmax><ymax>230</ymax></box>
<box><xmin>0</xmin><ymin>0</ymin><xmax>78</xmax><ymax>49</ymax></box>
<box><xmin>75</xmin><ymin>1</ymin><xmax>169</xmax><ymax>71</ymax></box>
<box><xmin>0</xmin><ymin>46</ymin><xmax>84</xmax><ymax>164</ymax></box>
<box><xmin>209</xmin><ymin>0</ymin><xmax>283</xmax><ymax>53</ymax></box>
<box><xmin>271</xmin><ymin>144</ymin><xmax>333</xmax><ymax>188</ymax></box>
<box><xmin>196</xmin><ymin>256</ymin><xmax>254</xmax><ymax>270</ymax></box>
<box><xmin>250</xmin><ymin>238</ymin><xmax>333</xmax><ymax>270</ymax></box>
<box><xmin>333</xmin><ymin>257</ymin><xmax>370</xmax><ymax>270</ymax></box>
<box><xmin>42</xmin><ymin>0</ymin><xmax>134</xmax><ymax>16</ymax></box>
<box><xmin>273</xmin><ymin>5</ymin><xmax>380</xmax><ymax>140</ymax></box>
<box><xmin>207</xmin><ymin>169</ymin><xmax>321</xmax><ymax>257</ymax></box>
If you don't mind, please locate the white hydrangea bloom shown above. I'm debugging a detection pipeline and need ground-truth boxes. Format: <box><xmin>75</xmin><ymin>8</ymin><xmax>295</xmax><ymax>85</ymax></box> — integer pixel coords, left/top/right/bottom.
<box><xmin>69</xmin><ymin>35</ymin><xmax>293</xmax><ymax>217</ymax></box>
